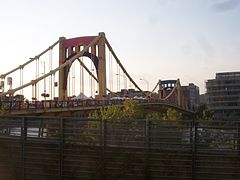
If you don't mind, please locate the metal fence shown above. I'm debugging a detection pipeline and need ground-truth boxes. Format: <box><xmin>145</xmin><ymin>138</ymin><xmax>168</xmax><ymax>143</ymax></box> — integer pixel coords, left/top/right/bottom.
<box><xmin>0</xmin><ymin>116</ymin><xmax>239</xmax><ymax>180</ymax></box>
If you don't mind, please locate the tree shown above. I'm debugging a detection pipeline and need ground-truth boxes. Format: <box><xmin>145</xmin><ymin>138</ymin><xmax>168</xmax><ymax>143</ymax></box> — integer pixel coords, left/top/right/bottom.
<box><xmin>195</xmin><ymin>104</ymin><xmax>213</xmax><ymax>121</ymax></box>
<box><xmin>163</xmin><ymin>108</ymin><xmax>182</xmax><ymax>121</ymax></box>
<box><xmin>145</xmin><ymin>108</ymin><xmax>182</xmax><ymax>121</ymax></box>
<box><xmin>88</xmin><ymin>100</ymin><xmax>144</xmax><ymax>145</ymax></box>
<box><xmin>0</xmin><ymin>106</ymin><xmax>6</xmax><ymax>116</ymax></box>
<box><xmin>145</xmin><ymin>112</ymin><xmax>162</xmax><ymax>120</ymax></box>
<box><xmin>90</xmin><ymin>100</ymin><xmax>143</xmax><ymax>121</ymax></box>
<box><xmin>0</xmin><ymin>109</ymin><xmax>4</xmax><ymax>116</ymax></box>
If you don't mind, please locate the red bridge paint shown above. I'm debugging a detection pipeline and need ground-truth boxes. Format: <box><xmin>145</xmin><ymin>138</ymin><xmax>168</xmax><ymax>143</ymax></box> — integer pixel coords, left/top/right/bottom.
<box><xmin>64</xmin><ymin>36</ymin><xmax>97</xmax><ymax>48</ymax></box>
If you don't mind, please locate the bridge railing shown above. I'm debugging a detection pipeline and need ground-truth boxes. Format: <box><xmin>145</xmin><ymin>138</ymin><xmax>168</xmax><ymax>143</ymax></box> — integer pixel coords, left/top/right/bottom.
<box><xmin>1</xmin><ymin>99</ymin><xmax>118</xmax><ymax>111</ymax></box>
<box><xmin>0</xmin><ymin>98</ymin><xmax>186</xmax><ymax>113</ymax></box>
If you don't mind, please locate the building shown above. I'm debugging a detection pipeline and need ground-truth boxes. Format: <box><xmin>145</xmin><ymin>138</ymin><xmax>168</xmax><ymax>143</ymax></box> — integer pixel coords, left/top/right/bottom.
<box><xmin>206</xmin><ymin>72</ymin><xmax>240</xmax><ymax>120</ymax></box>
<box><xmin>181</xmin><ymin>83</ymin><xmax>200</xmax><ymax>111</ymax></box>
<box><xmin>199</xmin><ymin>94</ymin><xmax>209</xmax><ymax>105</ymax></box>
<box><xmin>109</xmin><ymin>89</ymin><xmax>148</xmax><ymax>99</ymax></box>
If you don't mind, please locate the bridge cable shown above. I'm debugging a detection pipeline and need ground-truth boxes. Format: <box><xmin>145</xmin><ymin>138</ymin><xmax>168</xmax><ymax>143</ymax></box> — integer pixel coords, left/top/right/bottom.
<box><xmin>90</xmin><ymin>59</ymin><xmax>95</xmax><ymax>97</ymax></box>
<box><xmin>19</xmin><ymin>68</ymin><xmax>23</xmax><ymax>95</ymax></box>
<box><xmin>80</xmin><ymin>56</ymin><xmax>84</xmax><ymax>97</ymax></box>
<box><xmin>91</xmin><ymin>57</ymin><xmax>95</xmax><ymax>97</ymax></box>
<box><xmin>0</xmin><ymin>40</ymin><xmax>59</xmax><ymax>79</ymax></box>
<box><xmin>68</xmin><ymin>63</ymin><xmax>71</xmax><ymax>97</ymax></box>
<box><xmin>159</xmin><ymin>83</ymin><xmax>178</xmax><ymax>101</ymax></box>
<box><xmin>109</xmin><ymin>50</ymin><xmax>113</xmax><ymax>92</ymax></box>
<box><xmin>53</xmin><ymin>73</ymin><xmax>55</xmax><ymax>98</ymax></box>
<box><xmin>76</xmin><ymin>57</ymin><xmax>115</xmax><ymax>95</ymax></box>
<box><xmin>147</xmin><ymin>81</ymin><xmax>160</xmax><ymax>97</ymax></box>
<box><xmin>124</xmin><ymin>73</ymin><xmax>127</xmax><ymax>89</ymax></box>
<box><xmin>49</xmin><ymin>48</ymin><xmax>53</xmax><ymax>99</ymax></box>
<box><xmin>0</xmin><ymin>36</ymin><xmax>100</xmax><ymax>97</ymax></box>
<box><xmin>116</xmin><ymin>64</ymin><xmax>120</xmax><ymax>91</ymax></box>
<box><xmin>105</xmin><ymin>38</ymin><xmax>147</xmax><ymax>96</ymax></box>
<box><xmin>90</xmin><ymin>53</ymin><xmax>93</xmax><ymax>97</ymax></box>
<box><xmin>151</xmin><ymin>81</ymin><xmax>160</xmax><ymax>93</ymax></box>
<box><xmin>72</xmin><ymin>60</ymin><xmax>75</xmax><ymax>96</ymax></box>
<box><xmin>37</xmin><ymin>58</ymin><xmax>40</xmax><ymax>100</ymax></box>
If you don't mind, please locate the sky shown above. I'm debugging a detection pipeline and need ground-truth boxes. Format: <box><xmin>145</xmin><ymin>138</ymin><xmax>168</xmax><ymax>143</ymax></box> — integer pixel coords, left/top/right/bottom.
<box><xmin>0</xmin><ymin>0</ymin><xmax>240</xmax><ymax>94</ymax></box>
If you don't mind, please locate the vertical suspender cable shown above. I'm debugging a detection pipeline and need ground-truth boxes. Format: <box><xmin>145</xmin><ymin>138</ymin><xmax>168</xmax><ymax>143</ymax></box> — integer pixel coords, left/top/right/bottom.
<box><xmin>32</xmin><ymin>84</ymin><xmax>36</xmax><ymax>101</ymax></box>
<box><xmin>53</xmin><ymin>73</ymin><xmax>55</xmax><ymax>99</ymax></box>
<box><xmin>92</xmin><ymin>62</ymin><xmax>95</xmax><ymax>97</ymax></box>
<box><xmin>89</xmin><ymin>69</ymin><xmax>91</xmax><ymax>97</ymax></box>
<box><xmin>36</xmin><ymin>58</ymin><xmax>40</xmax><ymax>100</ymax></box>
<box><xmin>81</xmin><ymin>56</ymin><xmax>84</xmax><ymax>97</ymax></box>
<box><xmin>35</xmin><ymin>60</ymin><xmax>37</xmax><ymax>98</ymax></box>
<box><xmin>72</xmin><ymin>61</ymin><xmax>75</xmax><ymax>96</ymax></box>
<box><xmin>22</xmin><ymin>68</ymin><xmax>24</xmax><ymax>95</ymax></box>
<box><xmin>50</xmin><ymin>75</ymin><xmax>52</xmax><ymax>100</ymax></box>
<box><xmin>79</xmin><ymin>46</ymin><xmax>83</xmax><ymax>98</ymax></box>
<box><xmin>124</xmin><ymin>73</ymin><xmax>127</xmax><ymax>90</ymax></box>
<box><xmin>109</xmin><ymin>50</ymin><xmax>113</xmax><ymax>91</ymax></box>
<box><xmin>90</xmin><ymin>52</ymin><xmax>95</xmax><ymax>98</ymax></box>
<box><xmin>35</xmin><ymin>84</ymin><xmax>37</xmax><ymax>101</ymax></box>
<box><xmin>90</xmin><ymin>53</ymin><xmax>93</xmax><ymax>97</ymax></box>
<box><xmin>68</xmin><ymin>64</ymin><xmax>71</xmax><ymax>98</ymax></box>
<box><xmin>79</xmin><ymin>58</ymin><xmax>82</xmax><ymax>97</ymax></box>
<box><xmin>34</xmin><ymin>59</ymin><xmax>38</xmax><ymax>101</ymax></box>
<box><xmin>19</xmin><ymin>69</ymin><xmax>21</xmax><ymax>95</ymax></box>
<box><xmin>117</xmin><ymin>63</ymin><xmax>120</xmax><ymax>91</ymax></box>
<box><xmin>49</xmin><ymin>48</ymin><xmax>53</xmax><ymax>99</ymax></box>
<box><xmin>32</xmin><ymin>85</ymin><xmax>34</xmax><ymax>100</ymax></box>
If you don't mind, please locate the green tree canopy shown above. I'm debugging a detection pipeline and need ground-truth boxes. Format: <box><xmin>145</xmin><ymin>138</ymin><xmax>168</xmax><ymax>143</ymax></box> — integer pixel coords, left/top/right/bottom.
<box><xmin>163</xmin><ymin>108</ymin><xmax>182</xmax><ymax>121</ymax></box>
<box><xmin>145</xmin><ymin>112</ymin><xmax>162</xmax><ymax>120</ymax></box>
<box><xmin>196</xmin><ymin>104</ymin><xmax>213</xmax><ymax>121</ymax></box>
<box><xmin>90</xmin><ymin>100</ymin><xmax>143</xmax><ymax>122</ymax></box>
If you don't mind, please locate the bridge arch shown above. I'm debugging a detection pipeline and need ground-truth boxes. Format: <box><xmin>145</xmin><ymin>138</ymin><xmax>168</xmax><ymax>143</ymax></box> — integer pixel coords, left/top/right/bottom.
<box><xmin>59</xmin><ymin>33</ymin><xmax>106</xmax><ymax>100</ymax></box>
<box><xmin>62</xmin><ymin>51</ymin><xmax>100</xmax><ymax>93</ymax></box>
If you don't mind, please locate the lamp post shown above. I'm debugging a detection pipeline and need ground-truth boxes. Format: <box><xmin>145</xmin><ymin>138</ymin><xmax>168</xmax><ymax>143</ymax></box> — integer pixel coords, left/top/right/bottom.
<box><xmin>40</xmin><ymin>61</ymin><xmax>49</xmax><ymax>102</ymax></box>
<box><xmin>140</xmin><ymin>78</ymin><xmax>149</xmax><ymax>91</ymax></box>
<box><xmin>43</xmin><ymin>61</ymin><xmax>46</xmax><ymax>95</ymax></box>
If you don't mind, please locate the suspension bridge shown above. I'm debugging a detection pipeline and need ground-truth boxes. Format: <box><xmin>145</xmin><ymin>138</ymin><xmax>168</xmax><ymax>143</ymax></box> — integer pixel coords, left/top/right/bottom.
<box><xmin>0</xmin><ymin>32</ymin><xmax>192</xmax><ymax>115</ymax></box>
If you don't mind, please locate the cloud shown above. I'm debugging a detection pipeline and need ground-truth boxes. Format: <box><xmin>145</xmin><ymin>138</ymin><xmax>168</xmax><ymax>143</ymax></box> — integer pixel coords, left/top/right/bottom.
<box><xmin>212</xmin><ymin>0</ymin><xmax>239</xmax><ymax>13</ymax></box>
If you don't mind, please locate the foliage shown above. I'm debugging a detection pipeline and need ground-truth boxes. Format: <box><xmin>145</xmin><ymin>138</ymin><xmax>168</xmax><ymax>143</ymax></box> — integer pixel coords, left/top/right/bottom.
<box><xmin>195</xmin><ymin>104</ymin><xmax>213</xmax><ymax>121</ymax></box>
<box><xmin>0</xmin><ymin>109</ymin><xmax>5</xmax><ymax>116</ymax></box>
<box><xmin>163</xmin><ymin>108</ymin><xmax>182</xmax><ymax>121</ymax></box>
<box><xmin>87</xmin><ymin>100</ymin><xmax>144</xmax><ymax>145</ymax></box>
<box><xmin>144</xmin><ymin>108</ymin><xmax>183</xmax><ymax>122</ymax></box>
<box><xmin>145</xmin><ymin>108</ymin><xmax>182</xmax><ymax>129</ymax></box>
<box><xmin>145</xmin><ymin>112</ymin><xmax>162</xmax><ymax>120</ymax></box>
<box><xmin>0</xmin><ymin>105</ymin><xmax>6</xmax><ymax>116</ymax></box>
<box><xmin>90</xmin><ymin>100</ymin><xmax>143</xmax><ymax>121</ymax></box>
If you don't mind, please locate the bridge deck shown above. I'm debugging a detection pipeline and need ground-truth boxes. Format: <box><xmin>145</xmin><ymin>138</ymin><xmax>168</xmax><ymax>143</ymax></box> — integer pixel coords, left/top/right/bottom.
<box><xmin>1</xmin><ymin>99</ymin><xmax>194</xmax><ymax>115</ymax></box>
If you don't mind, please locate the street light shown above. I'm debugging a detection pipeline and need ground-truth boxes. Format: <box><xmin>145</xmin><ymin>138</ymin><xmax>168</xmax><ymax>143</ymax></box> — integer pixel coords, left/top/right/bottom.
<box><xmin>42</xmin><ymin>61</ymin><xmax>46</xmax><ymax>94</ymax></box>
<box><xmin>140</xmin><ymin>78</ymin><xmax>149</xmax><ymax>91</ymax></box>
<box><xmin>40</xmin><ymin>61</ymin><xmax>49</xmax><ymax>101</ymax></box>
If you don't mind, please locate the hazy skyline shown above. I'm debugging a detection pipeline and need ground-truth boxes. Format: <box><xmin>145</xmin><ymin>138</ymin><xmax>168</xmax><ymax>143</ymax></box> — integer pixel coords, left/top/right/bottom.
<box><xmin>0</xmin><ymin>0</ymin><xmax>239</xmax><ymax>94</ymax></box>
